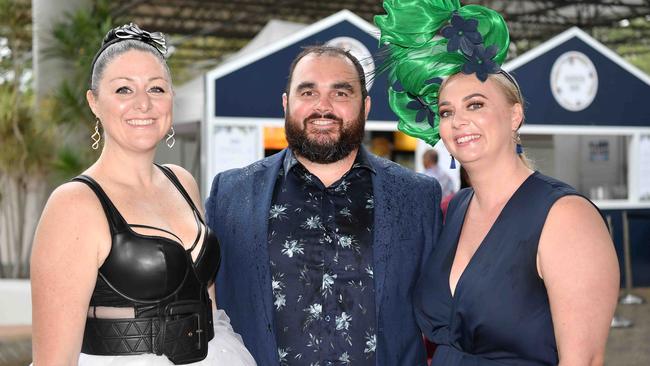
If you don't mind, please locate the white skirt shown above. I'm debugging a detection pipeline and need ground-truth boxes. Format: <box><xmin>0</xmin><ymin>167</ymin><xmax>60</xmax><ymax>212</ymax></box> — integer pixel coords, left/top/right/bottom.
<box><xmin>77</xmin><ymin>309</ymin><xmax>256</xmax><ymax>366</ymax></box>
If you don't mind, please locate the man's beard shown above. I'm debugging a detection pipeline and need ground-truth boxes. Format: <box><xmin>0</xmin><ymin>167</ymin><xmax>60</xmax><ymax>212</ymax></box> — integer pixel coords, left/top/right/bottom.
<box><xmin>285</xmin><ymin>109</ymin><xmax>366</xmax><ymax>164</ymax></box>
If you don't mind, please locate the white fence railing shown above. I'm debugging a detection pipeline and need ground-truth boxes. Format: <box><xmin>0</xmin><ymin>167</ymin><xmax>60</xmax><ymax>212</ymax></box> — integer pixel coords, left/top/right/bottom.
<box><xmin>0</xmin><ymin>279</ymin><xmax>31</xmax><ymax>325</ymax></box>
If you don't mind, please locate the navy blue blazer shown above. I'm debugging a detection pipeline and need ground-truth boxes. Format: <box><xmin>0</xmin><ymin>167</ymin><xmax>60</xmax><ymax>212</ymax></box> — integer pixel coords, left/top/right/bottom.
<box><xmin>206</xmin><ymin>148</ymin><xmax>442</xmax><ymax>366</ymax></box>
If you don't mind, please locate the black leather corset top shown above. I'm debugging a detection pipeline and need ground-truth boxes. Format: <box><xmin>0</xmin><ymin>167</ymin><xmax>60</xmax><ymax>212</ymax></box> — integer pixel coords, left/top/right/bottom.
<box><xmin>73</xmin><ymin>165</ymin><xmax>220</xmax><ymax>307</ymax></box>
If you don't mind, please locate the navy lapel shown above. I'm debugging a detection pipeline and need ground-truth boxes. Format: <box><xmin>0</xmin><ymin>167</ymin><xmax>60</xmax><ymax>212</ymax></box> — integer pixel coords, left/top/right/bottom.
<box><xmin>368</xmin><ymin>154</ymin><xmax>393</xmax><ymax>318</ymax></box>
<box><xmin>251</xmin><ymin>150</ymin><xmax>286</xmax><ymax>332</ymax></box>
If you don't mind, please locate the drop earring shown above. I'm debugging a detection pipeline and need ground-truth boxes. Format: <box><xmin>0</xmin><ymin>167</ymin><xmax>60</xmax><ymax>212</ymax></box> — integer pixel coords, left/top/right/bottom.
<box><xmin>91</xmin><ymin>118</ymin><xmax>101</xmax><ymax>150</ymax></box>
<box><xmin>166</xmin><ymin>126</ymin><xmax>175</xmax><ymax>148</ymax></box>
<box><xmin>514</xmin><ymin>131</ymin><xmax>524</xmax><ymax>154</ymax></box>
<box><xmin>450</xmin><ymin>155</ymin><xmax>457</xmax><ymax>169</ymax></box>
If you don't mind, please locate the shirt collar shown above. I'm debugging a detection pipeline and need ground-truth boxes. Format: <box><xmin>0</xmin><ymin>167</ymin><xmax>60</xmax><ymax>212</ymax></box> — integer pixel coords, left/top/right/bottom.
<box><xmin>283</xmin><ymin>147</ymin><xmax>377</xmax><ymax>177</ymax></box>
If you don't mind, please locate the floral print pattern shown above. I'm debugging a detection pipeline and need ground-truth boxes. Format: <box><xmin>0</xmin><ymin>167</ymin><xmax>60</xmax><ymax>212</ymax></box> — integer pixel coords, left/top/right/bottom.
<box><xmin>268</xmin><ymin>149</ymin><xmax>377</xmax><ymax>365</ymax></box>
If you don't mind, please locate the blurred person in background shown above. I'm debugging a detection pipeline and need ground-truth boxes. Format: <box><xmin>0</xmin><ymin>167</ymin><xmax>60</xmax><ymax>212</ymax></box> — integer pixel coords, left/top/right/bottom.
<box><xmin>422</xmin><ymin>149</ymin><xmax>455</xmax><ymax>200</ymax></box>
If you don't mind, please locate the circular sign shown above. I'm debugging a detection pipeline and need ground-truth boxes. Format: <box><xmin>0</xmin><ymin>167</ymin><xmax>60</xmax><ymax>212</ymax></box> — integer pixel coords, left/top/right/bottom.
<box><xmin>326</xmin><ymin>37</ymin><xmax>375</xmax><ymax>91</ymax></box>
<box><xmin>550</xmin><ymin>51</ymin><xmax>598</xmax><ymax>111</ymax></box>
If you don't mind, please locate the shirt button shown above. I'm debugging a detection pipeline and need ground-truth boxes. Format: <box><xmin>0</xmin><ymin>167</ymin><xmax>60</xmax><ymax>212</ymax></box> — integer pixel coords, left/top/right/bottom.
<box><xmin>325</xmin><ymin>315</ymin><xmax>330</xmax><ymax>322</ymax></box>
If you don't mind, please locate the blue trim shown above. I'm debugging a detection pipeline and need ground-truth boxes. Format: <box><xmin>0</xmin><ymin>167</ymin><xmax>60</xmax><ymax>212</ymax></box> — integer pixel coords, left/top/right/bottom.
<box><xmin>512</xmin><ymin>36</ymin><xmax>650</xmax><ymax>127</ymax></box>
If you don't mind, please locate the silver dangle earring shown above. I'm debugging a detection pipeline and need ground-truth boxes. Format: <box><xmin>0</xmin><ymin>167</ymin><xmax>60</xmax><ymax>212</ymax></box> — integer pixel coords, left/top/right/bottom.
<box><xmin>166</xmin><ymin>126</ymin><xmax>175</xmax><ymax>148</ymax></box>
<box><xmin>91</xmin><ymin>118</ymin><xmax>101</xmax><ymax>150</ymax></box>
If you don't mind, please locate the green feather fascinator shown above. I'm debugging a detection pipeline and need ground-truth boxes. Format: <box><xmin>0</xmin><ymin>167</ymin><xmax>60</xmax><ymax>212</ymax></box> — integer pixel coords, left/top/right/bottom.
<box><xmin>375</xmin><ymin>0</ymin><xmax>510</xmax><ymax>146</ymax></box>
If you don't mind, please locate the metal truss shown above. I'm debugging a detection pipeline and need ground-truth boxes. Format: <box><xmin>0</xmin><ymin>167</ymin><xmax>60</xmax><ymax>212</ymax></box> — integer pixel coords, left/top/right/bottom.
<box><xmin>109</xmin><ymin>0</ymin><xmax>650</xmax><ymax>73</ymax></box>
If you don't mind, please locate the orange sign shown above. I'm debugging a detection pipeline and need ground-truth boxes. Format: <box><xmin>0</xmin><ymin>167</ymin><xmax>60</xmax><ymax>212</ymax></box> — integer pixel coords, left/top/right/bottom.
<box><xmin>264</xmin><ymin>127</ymin><xmax>288</xmax><ymax>150</ymax></box>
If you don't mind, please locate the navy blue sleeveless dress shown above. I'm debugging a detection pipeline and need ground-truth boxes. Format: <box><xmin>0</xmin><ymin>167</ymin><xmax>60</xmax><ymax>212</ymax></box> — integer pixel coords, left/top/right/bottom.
<box><xmin>415</xmin><ymin>172</ymin><xmax>586</xmax><ymax>366</ymax></box>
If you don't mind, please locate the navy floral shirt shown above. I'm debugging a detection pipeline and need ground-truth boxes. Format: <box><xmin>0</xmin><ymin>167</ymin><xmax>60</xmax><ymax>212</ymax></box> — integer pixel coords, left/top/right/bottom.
<box><xmin>268</xmin><ymin>148</ymin><xmax>377</xmax><ymax>366</ymax></box>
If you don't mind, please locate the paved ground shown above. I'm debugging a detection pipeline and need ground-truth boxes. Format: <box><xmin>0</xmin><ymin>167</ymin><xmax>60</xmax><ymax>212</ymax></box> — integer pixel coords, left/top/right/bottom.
<box><xmin>1</xmin><ymin>288</ymin><xmax>649</xmax><ymax>365</ymax></box>
<box><xmin>0</xmin><ymin>326</ymin><xmax>30</xmax><ymax>366</ymax></box>
<box><xmin>606</xmin><ymin>287</ymin><xmax>650</xmax><ymax>366</ymax></box>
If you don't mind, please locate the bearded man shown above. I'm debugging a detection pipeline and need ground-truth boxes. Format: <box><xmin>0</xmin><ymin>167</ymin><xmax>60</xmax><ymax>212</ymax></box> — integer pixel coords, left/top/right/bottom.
<box><xmin>206</xmin><ymin>46</ymin><xmax>442</xmax><ymax>366</ymax></box>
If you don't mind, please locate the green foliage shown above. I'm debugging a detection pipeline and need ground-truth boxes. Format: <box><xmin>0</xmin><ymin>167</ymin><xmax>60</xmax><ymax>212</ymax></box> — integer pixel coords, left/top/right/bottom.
<box><xmin>46</xmin><ymin>0</ymin><xmax>113</xmax><ymax>130</ymax></box>
<box><xmin>0</xmin><ymin>0</ymin><xmax>31</xmax><ymax>62</ymax></box>
<box><xmin>45</xmin><ymin>1</ymin><xmax>113</xmax><ymax>126</ymax></box>
<box><xmin>593</xmin><ymin>16</ymin><xmax>650</xmax><ymax>75</ymax></box>
<box><xmin>0</xmin><ymin>0</ymin><xmax>54</xmax><ymax>177</ymax></box>
<box><xmin>51</xmin><ymin>144</ymin><xmax>87</xmax><ymax>182</ymax></box>
<box><xmin>0</xmin><ymin>84</ymin><xmax>57</xmax><ymax>177</ymax></box>
<box><xmin>42</xmin><ymin>0</ymin><xmax>114</xmax><ymax>178</ymax></box>
<box><xmin>0</xmin><ymin>0</ymin><xmax>118</xmax><ymax>181</ymax></box>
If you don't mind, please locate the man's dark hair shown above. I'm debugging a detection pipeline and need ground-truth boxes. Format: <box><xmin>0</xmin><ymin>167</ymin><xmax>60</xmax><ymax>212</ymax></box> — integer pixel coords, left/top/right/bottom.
<box><xmin>285</xmin><ymin>45</ymin><xmax>368</xmax><ymax>100</ymax></box>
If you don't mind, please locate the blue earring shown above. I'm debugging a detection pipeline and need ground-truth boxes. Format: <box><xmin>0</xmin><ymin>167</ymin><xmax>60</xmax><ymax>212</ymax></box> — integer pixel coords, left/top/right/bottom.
<box><xmin>450</xmin><ymin>155</ymin><xmax>457</xmax><ymax>169</ymax></box>
<box><xmin>514</xmin><ymin>131</ymin><xmax>523</xmax><ymax>154</ymax></box>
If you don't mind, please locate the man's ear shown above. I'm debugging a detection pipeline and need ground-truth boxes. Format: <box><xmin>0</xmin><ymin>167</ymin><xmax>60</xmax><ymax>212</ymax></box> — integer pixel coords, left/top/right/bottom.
<box><xmin>364</xmin><ymin>96</ymin><xmax>371</xmax><ymax>120</ymax></box>
<box><xmin>282</xmin><ymin>92</ymin><xmax>288</xmax><ymax>115</ymax></box>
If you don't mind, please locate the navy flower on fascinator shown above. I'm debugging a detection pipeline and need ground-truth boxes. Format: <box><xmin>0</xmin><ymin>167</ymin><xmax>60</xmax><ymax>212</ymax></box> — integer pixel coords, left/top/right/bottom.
<box><xmin>401</xmin><ymin>77</ymin><xmax>443</xmax><ymax>128</ymax></box>
<box><xmin>393</xmin><ymin>81</ymin><xmax>433</xmax><ymax>126</ymax></box>
<box><xmin>441</xmin><ymin>13</ymin><xmax>483</xmax><ymax>56</ymax></box>
<box><xmin>406</xmin><ymin>96</ymin><xmax>436</xmax><ymax>128</ymax></box>
<box><xmin>462</xmin><ymin>44</ymin><xmax>500</xmax><ymax>82</ymax></box>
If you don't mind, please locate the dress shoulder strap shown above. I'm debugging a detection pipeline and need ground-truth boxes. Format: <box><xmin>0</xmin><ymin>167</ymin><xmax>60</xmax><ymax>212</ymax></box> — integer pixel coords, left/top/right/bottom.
<box><xmin>71</xmin><ymin>175</ymin><xmax>129</xmax><ymax>234</ymax></box>
<box><xmin>446</xmin><ymin>188</ymin><xmax>473</xmax><ymax>218</ymax></box>
<box><xmin>527</xmin><ymin>172</ymin><xmax>606</xmax><ymax>225</ymax></box>
<box><xmin>155</xmin><ymin>164</ymin><xmax>204</xmax><ymax>224</ymax></box>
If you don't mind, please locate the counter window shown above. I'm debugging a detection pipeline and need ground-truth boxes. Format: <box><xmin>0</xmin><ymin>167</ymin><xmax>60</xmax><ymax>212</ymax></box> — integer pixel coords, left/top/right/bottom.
<box><xmin>522</xmin><ymin>134</ymin><xmax>628</xmax><ymax>201</ymax></box>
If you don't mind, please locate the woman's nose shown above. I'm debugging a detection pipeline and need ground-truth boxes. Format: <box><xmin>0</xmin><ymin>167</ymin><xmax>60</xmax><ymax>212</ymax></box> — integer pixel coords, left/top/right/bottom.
<box><xmin>451</xmin><ymin>110</ymin><xmax>469</xmax><ymax>128</ymax></box>
<box><xmin>134</xmin><ymin>91</ymin><xmax>152</xmax><ymax>112</ymax></box>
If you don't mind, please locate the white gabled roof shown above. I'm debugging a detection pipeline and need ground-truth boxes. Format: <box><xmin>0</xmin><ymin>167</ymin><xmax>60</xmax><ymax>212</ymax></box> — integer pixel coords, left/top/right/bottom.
<box><xmin>205</xmin><ymin>9</ymin><xmax>379</xmax><ymax>81</ymax></box>
<box><xmin>225</xmin><ymin>19</ymin><xmax>306</xmax><ymax>62</ymax></box>
<box><xmin>504</xmin><ymin>26</ymin><xmax>650</xmax><ymax>87</ymax></box>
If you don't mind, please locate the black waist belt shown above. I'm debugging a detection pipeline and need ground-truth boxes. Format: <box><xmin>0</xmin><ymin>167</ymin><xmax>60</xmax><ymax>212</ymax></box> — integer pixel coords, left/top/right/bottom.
<box><xmin>82</xmin><ymin>300</ymin><xmax>214</xmax><ymax>365</ymax></box>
